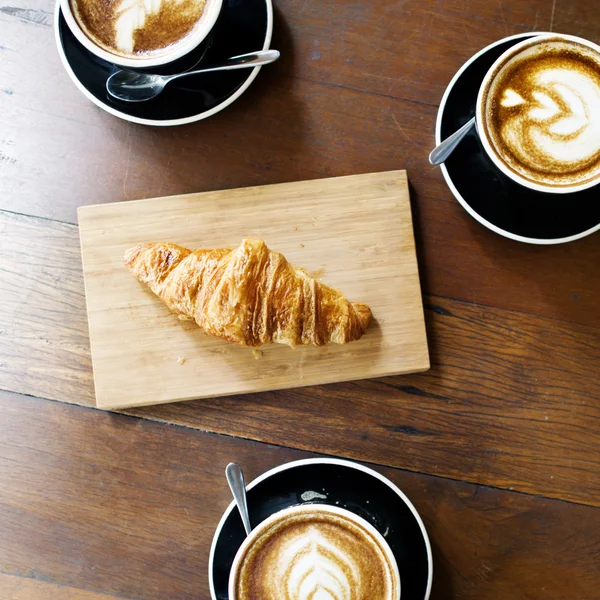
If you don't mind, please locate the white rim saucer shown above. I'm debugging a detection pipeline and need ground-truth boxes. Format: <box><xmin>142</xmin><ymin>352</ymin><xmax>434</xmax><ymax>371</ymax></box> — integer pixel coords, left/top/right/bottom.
<box><xmin>435</xmin><ymin>31</ymin><xmax>600</xmax><ymax>245</ymax></box>
<box><xmin>54</xmin><ymin>0</ymin><xmax>274</xmax><ymax>126</ymax></box>
<box><xmin>208</xmin><ymin>457</ymin><xmax>433</xmax><ymax>600</ymax></box>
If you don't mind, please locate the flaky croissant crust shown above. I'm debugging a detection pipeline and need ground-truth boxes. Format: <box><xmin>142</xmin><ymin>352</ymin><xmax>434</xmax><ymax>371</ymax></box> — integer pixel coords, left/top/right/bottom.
<box><xmin>124</xmin><ymin>238</ymin><xmax>372</xmax><ymax>348</ymax></box>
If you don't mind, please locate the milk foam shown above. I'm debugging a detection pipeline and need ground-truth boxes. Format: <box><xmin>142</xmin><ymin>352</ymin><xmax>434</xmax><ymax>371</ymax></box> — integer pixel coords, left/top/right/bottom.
<box><xmin>485</xmin><ymin>38</ymin><xmax>600</xmax><ymax>186</ymax></box>
<box><xmin>499</xmin><ymin>67</ymin><xmax>600</xmax><ymax>168</ymax></box>
<box><xmin>113</xmin><ymin>0</ymin><xmax>201</xmax><ymax>54</ymax></box>
<box><xmin>70</xmin><ymin>0</ymin><xmax>206</xmax><ymax>59</ymax></box>
<box><xmin>234</xmin><ymin>508</ymin><xmax>397</xmax><ymax>600</ymax></box>
<box><xmin>279</xmin><ymin>527</ymin><xmax>359</xmax><ymax>600</ymax></box>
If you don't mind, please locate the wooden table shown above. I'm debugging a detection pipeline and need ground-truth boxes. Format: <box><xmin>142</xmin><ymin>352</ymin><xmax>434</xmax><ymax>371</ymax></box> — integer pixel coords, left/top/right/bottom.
<box><xmin>1</xmin><ymin>0</ymin><xmax>600</xmax><ymax>598</ymax></box>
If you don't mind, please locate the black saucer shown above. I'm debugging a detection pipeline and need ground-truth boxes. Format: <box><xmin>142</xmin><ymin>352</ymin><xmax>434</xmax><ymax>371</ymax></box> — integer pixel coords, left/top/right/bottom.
<box><xmin>55</xmin><ymin>0</ymin><xmax>273</xmax><ymax>125</ymax></box>
<box><xmin>209</xmin><ymin>458</ymin><xmax>432</xmax><ymax>600</ymax></box>
<box><xmin>436</xmin><ymin>33</ymin><xmax>600</xmax><ymax>244</ymax></box>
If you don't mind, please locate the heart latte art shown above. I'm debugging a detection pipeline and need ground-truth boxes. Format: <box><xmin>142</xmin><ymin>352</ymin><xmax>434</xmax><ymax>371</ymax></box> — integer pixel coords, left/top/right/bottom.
<box><xmin>70</xmin><ymin>0</ymin><xmax>206</xmax><ymax>58</ymax></box>
<box><xmin>483</xmin><ymin>37</ymin><xmax>600</xmax><ymax>188</ymax></box>
<box><xmin>231</xmin><ymin>506</ymin><xmax>399</xmax><ymax>600</ymax></box>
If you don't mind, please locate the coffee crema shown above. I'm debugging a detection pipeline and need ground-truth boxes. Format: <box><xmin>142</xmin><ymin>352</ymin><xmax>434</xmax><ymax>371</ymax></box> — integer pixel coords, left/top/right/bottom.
<box><xmin>232</xmin><ymin>506</ymin><xmax>398</xmax><ymax>600</ymax></box>
<box><xmin>70</xmin><ymin>0</ymin><xmax>207</xmax><ymax>58</ymax></box>
<box><xmin>482</xmin><ymin>37</ymin><xmax>600</xmax><ymax>188</ymax></box>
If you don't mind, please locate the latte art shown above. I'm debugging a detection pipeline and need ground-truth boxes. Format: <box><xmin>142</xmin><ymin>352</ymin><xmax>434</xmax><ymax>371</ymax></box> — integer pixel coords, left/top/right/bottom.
<box><xmin>70</xmin><ymin>0</ymin><xmax>206</xmax><ymax>58</ymax></box>
<box><xmin>482</xmin><ymin>37</ymin><xmax>600</xmax><ymax>188</ymax></box>
<box><xmin>495</xmin><ymin>61</ymin><xmax>600</xmax><ymax>173</ymax></box>
<box><xmin>281</xmin><ymin>527</ymin><xmax>359</xmax><ymax>599</ymax></box>
<box><xmin>231</xmin><ymin>505</ymin><xmax>399</xmax><ymax>600</ymax></box>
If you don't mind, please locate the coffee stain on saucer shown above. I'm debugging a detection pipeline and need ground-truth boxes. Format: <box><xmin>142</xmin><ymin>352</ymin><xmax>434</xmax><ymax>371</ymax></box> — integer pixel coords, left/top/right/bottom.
<box><xmin>301</xmin><ymin>490</ymin><xmax>327</xmax><ymax>501</ymax></box>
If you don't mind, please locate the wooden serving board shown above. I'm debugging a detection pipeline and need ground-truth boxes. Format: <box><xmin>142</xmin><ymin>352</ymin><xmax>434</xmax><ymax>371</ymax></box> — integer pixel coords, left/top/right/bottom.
<box><xmin>78</xmin><ymin>171</ymin><xmax>429</xmax><ymax>409</ymax></box>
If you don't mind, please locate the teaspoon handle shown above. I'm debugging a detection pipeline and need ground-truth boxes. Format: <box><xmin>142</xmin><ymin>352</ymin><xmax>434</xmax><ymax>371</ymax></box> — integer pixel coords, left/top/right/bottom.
<box><xmin>169</xmin><ymin>50</ymin><xmax>280</xmax><ymax>82</ymax></box>
<box><xmin>429</xmin><ymin>117</ymin><xmax>476</xmax><ymax>165</ymax></box>
<box><xmin>226</xmin><ymin>462</ymin><xmax>252</xmax><ymax>536</ymax></box>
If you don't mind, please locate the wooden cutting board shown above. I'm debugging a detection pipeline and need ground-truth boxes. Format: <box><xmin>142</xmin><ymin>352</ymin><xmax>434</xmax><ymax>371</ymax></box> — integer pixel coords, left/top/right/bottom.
<box><xmin>78</xmin><ymin>171</ymin><xmax>429</xmax><ymax>409</ymax></box>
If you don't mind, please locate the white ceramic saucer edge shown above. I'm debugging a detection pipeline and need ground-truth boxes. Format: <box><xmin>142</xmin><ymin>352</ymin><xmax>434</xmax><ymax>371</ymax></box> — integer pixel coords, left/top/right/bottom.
<box><xmin>208</xmin><ymin>456</ymin><xmax>433</xmax><ymax>600</ymax></box>
<box><xmin>435</xmin><ymin>31</ymin><xmax>600</xmax><ymax>245</ymax></box>
<box><xmin>53</xmin><ymin>0</ymin><xmax>274</xmax><ymax>126</ymax></box>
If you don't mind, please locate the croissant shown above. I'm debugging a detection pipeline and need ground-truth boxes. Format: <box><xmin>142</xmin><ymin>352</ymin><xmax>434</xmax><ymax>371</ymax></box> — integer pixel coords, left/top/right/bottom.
<box><xmin>124</xmin><ymin>238</ymin><xmax>372</xmax><ymax>348</ymax></box>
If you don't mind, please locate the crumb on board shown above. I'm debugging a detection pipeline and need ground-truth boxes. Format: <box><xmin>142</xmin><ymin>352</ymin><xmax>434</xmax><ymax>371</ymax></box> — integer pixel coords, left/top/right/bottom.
<box><xmin>300</xmin><ymin>243</ymin><xmax>305</xmax><ymax>248</ymax></box>
<box><xmin>177</xmin><ymin>356</ymin><xmax>187</xmax><ymax>365</ymax></box>
<box><xmin>252</xmin><ymin>349</ymin><xmax>264</xmax><ymax>360</ymax></box>
<box><xmin>294</xmin><ymin>226</ymin><xmax>299</xmax><ymax>231</ymax></box>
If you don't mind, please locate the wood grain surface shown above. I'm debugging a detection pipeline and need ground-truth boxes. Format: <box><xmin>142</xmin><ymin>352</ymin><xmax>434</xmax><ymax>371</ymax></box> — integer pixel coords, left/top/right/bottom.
<box><xmin>4</xmin><ymin>209</ymin><xmax>600</xmax><ymax>507</ymax></box>
<box><xmin>0</xmin><ymin>574</ymin><xmax>125</xmax><ymax>600</ymax></box>
<box><xmin>2</xmin><ymin>0</ymin><xmax>600</xmax><ymax>329</ymax></box>
<box><xmin>2</xmin><ymin>0</ymin><xmax>600</xmax><ymax>597</ymax></box>
<box><xmin>78</xmin><ymin>172</ymin><xmax>429</xmax><ymax>409</ymax></box>
<box><xmin>2</xmin><ymin>389</ymin><xmax>600</xmax><ymax>600</ymax></box>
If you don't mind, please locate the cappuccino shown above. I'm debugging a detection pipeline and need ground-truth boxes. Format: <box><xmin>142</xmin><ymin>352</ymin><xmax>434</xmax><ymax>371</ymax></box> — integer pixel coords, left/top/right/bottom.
<box><xmin>479</xmin><ymin>35</ymin><xmax>600</xmax><ymax>191</ymax></box>
<box><xmin>69</xmin><ymin>0</ymin><xmax>207</xmax><ymax>59</ymax></box>
<box><xmin>229</xmin><ymin>504</ymin><xmax>400</xmax><ymax>600</ymax></box>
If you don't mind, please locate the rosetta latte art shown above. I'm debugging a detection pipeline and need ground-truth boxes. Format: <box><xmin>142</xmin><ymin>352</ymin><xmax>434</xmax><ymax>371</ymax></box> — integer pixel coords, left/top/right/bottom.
<box><xmin>280</xmin><ymin>528</ymin><xmax>360</xmax><ymax>600</ymax></box>
<box><xmin>233</xmin><ymin>508</ymin><xmax>398</xmax><ymax>600</ymax></box>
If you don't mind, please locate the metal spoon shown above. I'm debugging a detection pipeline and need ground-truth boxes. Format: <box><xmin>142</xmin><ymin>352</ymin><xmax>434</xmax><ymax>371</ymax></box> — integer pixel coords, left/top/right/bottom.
<box><xmin>106</xmin><ymin>49</ymin><xmax>281</xmax><ymax>102</ymax></box>
<box><xmin>226</xmin><ymin>462</ymin><xmax>252</xmax><ymax>536</ymax></box>
<box><xmin>429</xmin><ymin>117</ymin><xmax>476</xmax><ymax>165</ymax></box>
